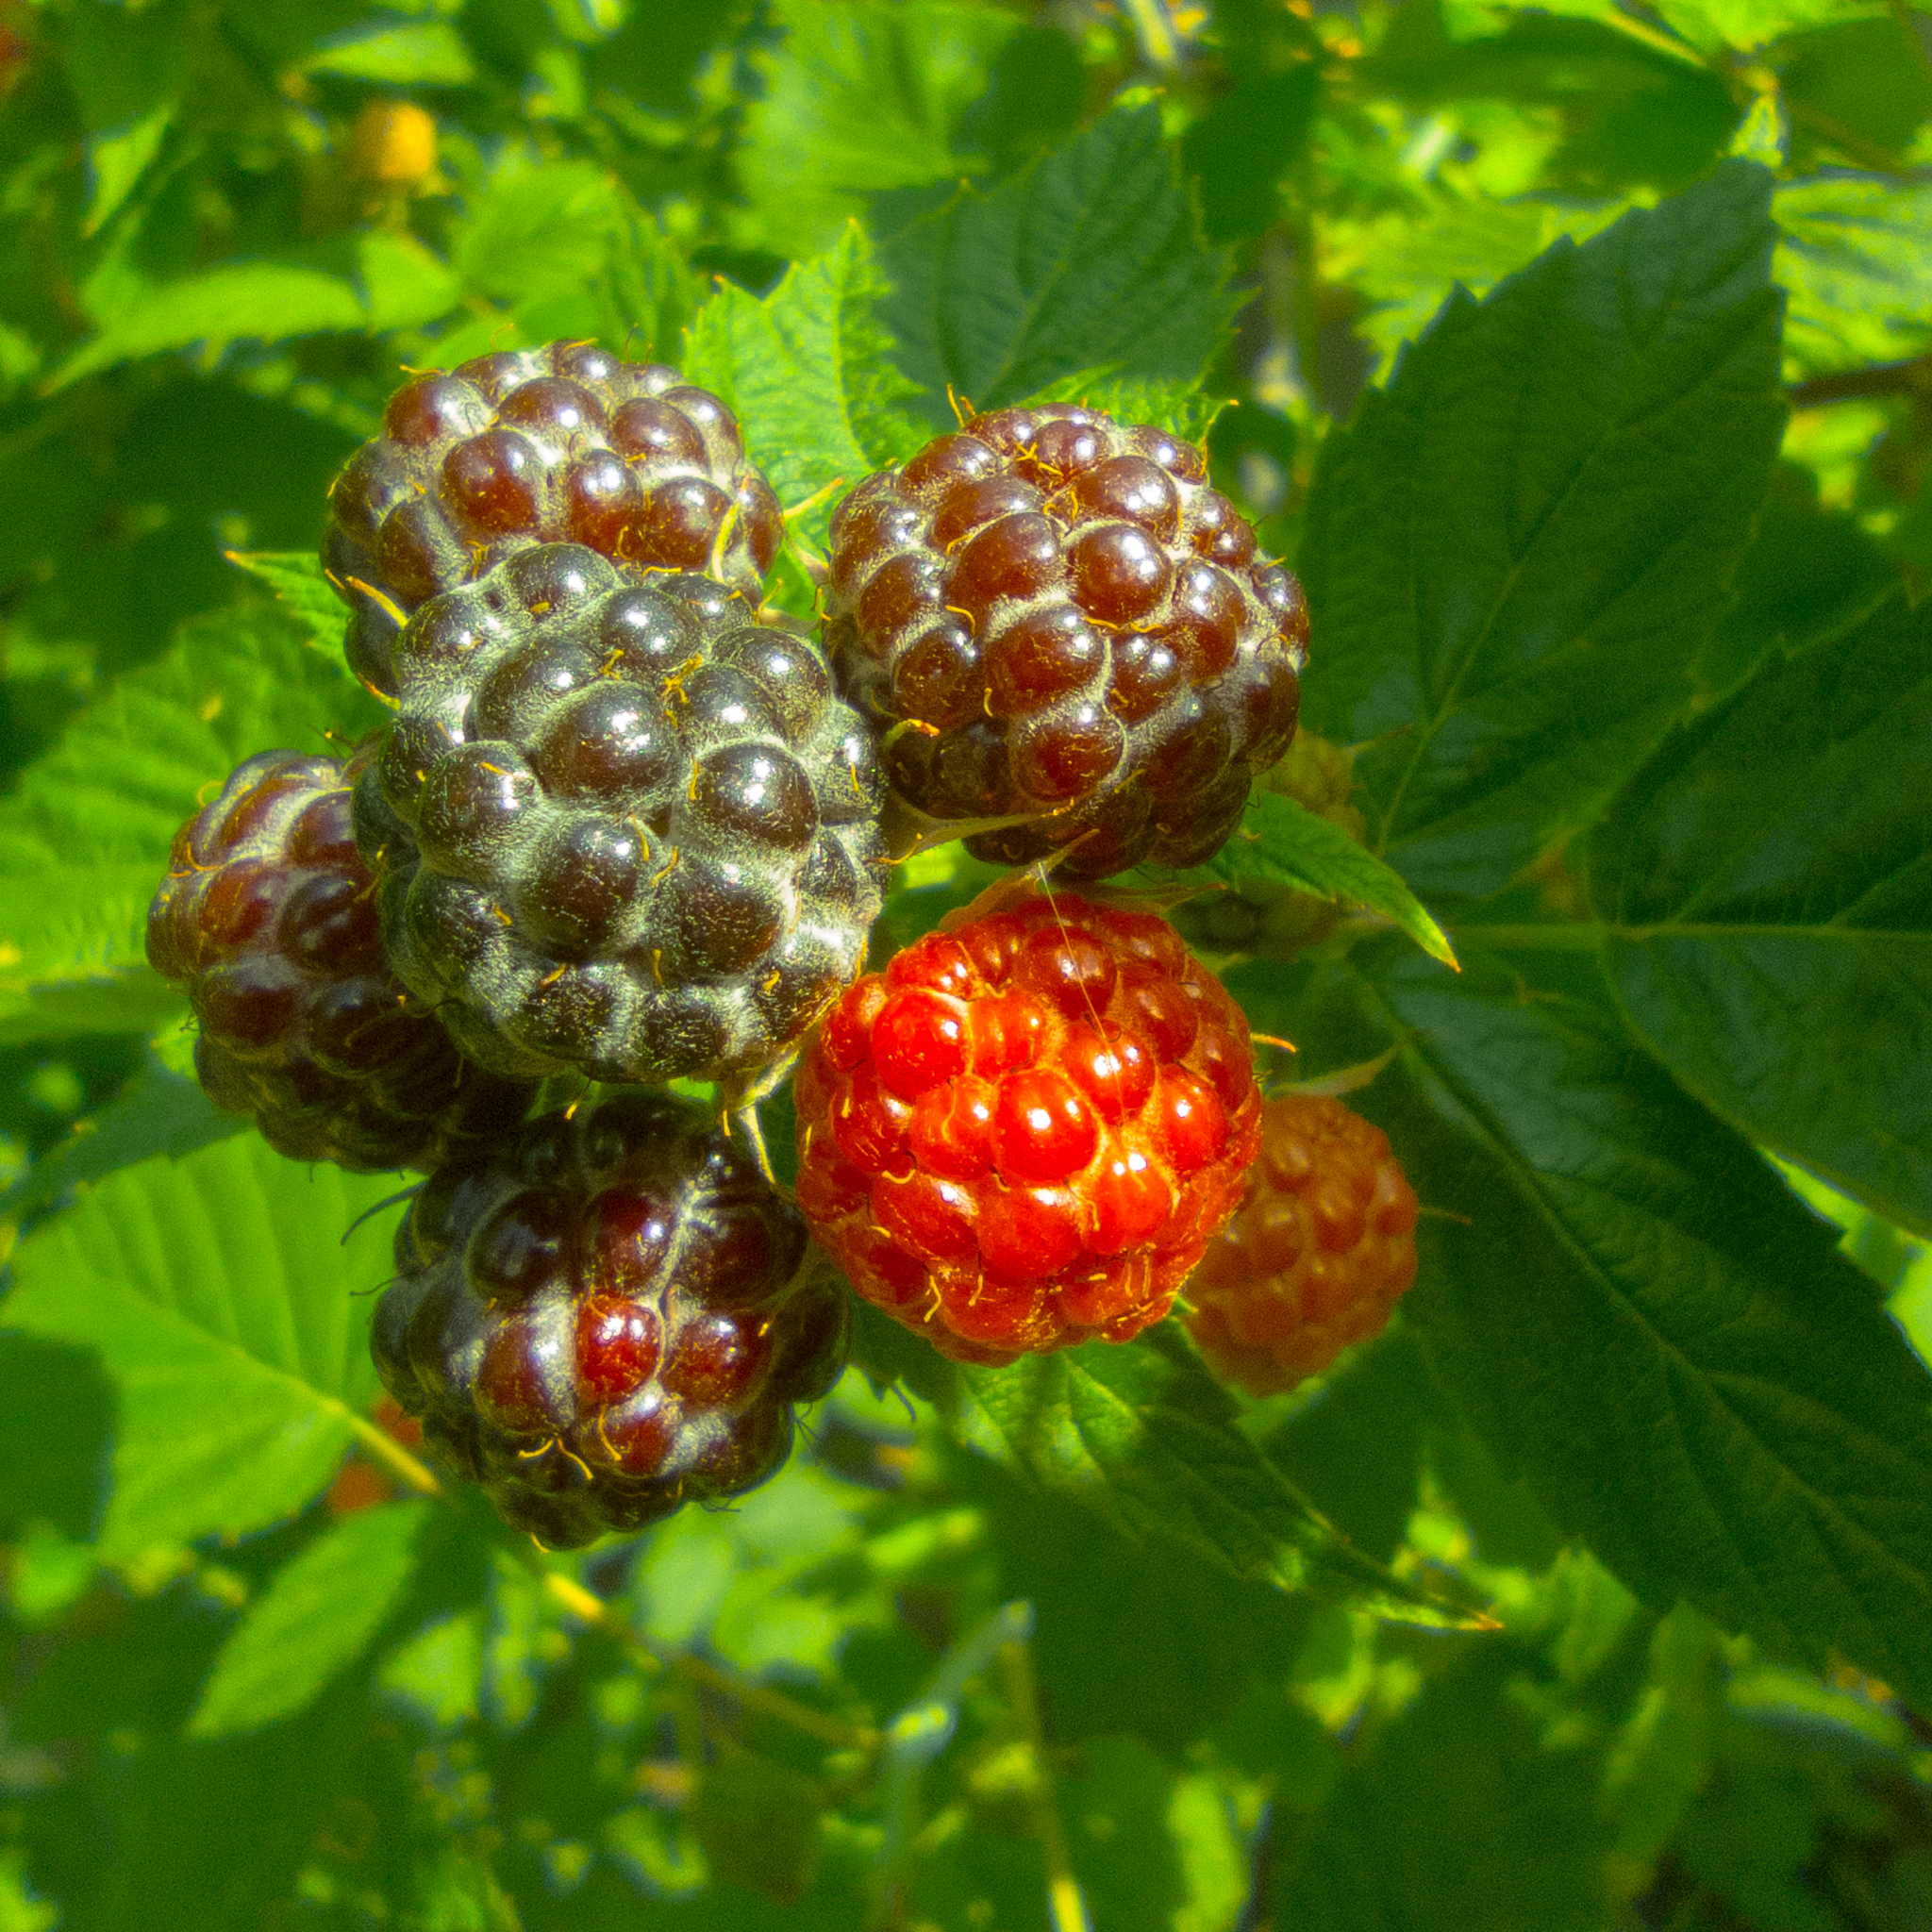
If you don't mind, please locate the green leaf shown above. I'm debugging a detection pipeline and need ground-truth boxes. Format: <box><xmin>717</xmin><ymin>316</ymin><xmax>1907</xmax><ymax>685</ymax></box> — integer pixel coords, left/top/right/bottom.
<box><xmin>1297</xmin><ymin>161</ymin><xmax>1786</xmax><ymax>904</ymax></box>
<box><xmin>52</xmin><ymin>262</ymin><xmax>366</xmax><ymax>389</ymax></box>
<box><xmin>972</xmin><ymin>1464</ymin><xmax>1307</xmax><ymax>1751</ymax></box>
<box><xmin>451</xmin><ymin>155</ymin><xmax>628</xmax><ymax>308</ymax></box>
<box><xmin>1274</xmin><ymin>1643</ymin><xmax>1615</xmax><ymax>1932</ymax></box>
<box><xmin>1588</xmin><ymin>592</ymin><xmax>1932</xmax><ymax>1239</ymax></box>
<box><xmin>355</xmin><ymin>229</ymin><xmax>464</xmax><ymax>334</ymax></box>
<box><xmin>878</xmin><ymin>105</ymin><xmax>1236</xmax><ymax>423</ymax></box>
<box><xmin>427</xmin><ymin>157</ymin><xmax>697</xmax><ymax>363</ymax></box>
<box><xmin>737</xmin><ymin>0</ymin><xmax>1021</xmax><ymax>259</ymax></box>
<box><xmin>1332</xmin><ymin>193</ymin><xmax>1629</xmax><ymax>372</ymax></box>
<box><xmin>1016</xmin><ymin>369</ymin><xmax>1224</xmax><ymax>445</ymax></box>
<box><xmin>0</xmin><ymin>1333</ymin><xmax>113</xmax><ymax>1541</ymax></box>
<box><xmin>1</xmin><ymin>1055</ymin><xmax>242</xmax><ymax>1223</ymax></box>
<box><xmin>83</xmin><ymin>95</ymin><xmax>175</xmax><ymax>240</ymax></box>
<box><xmin>190</xmin><ymin>1501</ymin><xmax>432</xmax><ymax>1738</ymax></box>
<box><xmin>1177</xmin><ymin>791</ymin><xmax>1457</xmax><ymax>967</ymax></box>
<box><xmin>306</xmin><ymin>18</ymin><xmax>476</xmax><ymax>84</ymax></box>
<box><xmin>685</xmin><ymin>227</ymin><xmax>927</xmax><ymax>551</ymax></box>
<box><xmin>946</xmin><ymin>1323</ymin><xmax>1467</xmax><ymax>1624</ymax></box>
<box><xmin>225</xmin><ymin>552</ymin><xmax>354</xmax><ymax>663</ymax></box>
<box><xmin>0</xmin><ymin>605</ymin><xmax>382</xmax><ymax>1042</ymax></box>
<box><xmin>2</xmin><ymin>1135</ymin><xmax>409</xmax><ymax>1558</ymax></box>
<box><xmin>1365</xmin><ymin>948</ymin><xmax>1932</xmax><ymax>1706</ymax></box>
<box><xmin>379</xmin><ymin>1609</ymin><xmax>485</xmax><ymax>1729</ymax></box>
<box><xmin>1060</xmin><ymin>1736</ymin><xmax>1190</xmax><ymax>1932</ymax></box>
<box><xmin>1774</xmin><ymin>175</ymin><xmax>1932</xmax><ymax>377</ymax></box>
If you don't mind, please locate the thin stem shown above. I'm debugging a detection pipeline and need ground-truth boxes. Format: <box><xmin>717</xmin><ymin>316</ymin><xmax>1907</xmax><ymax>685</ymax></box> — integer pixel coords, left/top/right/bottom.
<box><xmin>1000</xmin><ymin>1639</ymin><xmax>1089</xmax><ymax>1932</ymax></box>
<box><xmin>1790</xmin><ymin>355</ymin><xmax>1932</xmax><ymax>408</ymax></box>
<box><xmin>536</xmin><ymin>1565</ymin><xmax>882</xmax><ymax>1754</ymax></box>
<box><xmin>1120</xmin><ymin>0</ymin><xmax>1179</xmax><ymax>69</ymax></box>
<box><xmin>347</xmin><ymin>1414</ymin><xmax>443</xmax><ymax>1497</ymax></box>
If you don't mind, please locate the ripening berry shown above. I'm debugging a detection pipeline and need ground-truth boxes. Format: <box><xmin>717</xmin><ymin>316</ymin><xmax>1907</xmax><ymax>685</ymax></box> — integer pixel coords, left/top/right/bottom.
<box><xmin>792</xmin><ymin>884</ymin><xmax>1263</xmax><ymax>1364</ymax></box>
<box><xmin>824</xmin><ymin>404</ymin><xmax>1307</xmax><ymax>880</ymax></box>
<box><xmin>324</xmin><ymin>346</ymin><xmax>784</xmax><ymax>691</ymax></box>
<box><xmin>145</xmin><ymin>742</ymin><xmax>532</xmax><ymax>1172</ymax></box>
<box><xmin>1184</xmin><ymin>1091</ymin><xmax>1419</xmax><ymax>1396</ymax></box>
<box><xmin>370</xmin><ymin>1091</ymin><xmax>849</xmax><ymax>1547</ymax></box>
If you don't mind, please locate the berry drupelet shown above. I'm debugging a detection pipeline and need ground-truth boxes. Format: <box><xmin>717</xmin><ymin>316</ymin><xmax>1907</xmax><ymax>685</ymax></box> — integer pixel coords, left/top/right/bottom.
<box><xmin>1184</xmin><ymin>1091</ymin><xmax>1419</xmax><ymax>1396</ymax></box>
<box><xmin>370</xmin><ymin>1091</ymin><xmax>849</xmax><ymax>1547</ymax></box>
<box><xmin>145</xmin><ymin>744</ymin><xmax>532</xmax><ymax>1172</ymax></box>
<box><xmin>324</xmin><ymin>344</ymin><xmax>785</xmax><ymax>693</ymax></box>
<box><xmin>354</xmin><ymin>546</ymin><xmax>888</xmax><ymax>1094</ymax></box>
<box><xmin>792</xmin><ymin>884</ymin><xmax>1263</xmax><ymax>1364</ymax></box>
<box><xmin>824</xmin><ymin>404</ymin><xmax>1308</xmax><ymax>879</ymax></box>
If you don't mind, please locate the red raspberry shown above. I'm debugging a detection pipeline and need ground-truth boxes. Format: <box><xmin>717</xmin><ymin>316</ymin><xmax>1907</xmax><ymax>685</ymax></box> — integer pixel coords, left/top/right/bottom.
<box><xmin>1184</xmin><ymin>1092</ymin><xmax>1419</xmax><ymax>1396</ymax></box>
<box><xmin>145</xmin><ymin>744</ymin><xmax>532</xmax><ymax>1172</ymax></box>
<box><xmin>824</xmin><ymin>404</ymin><xmax>1307</xmax><ymax>879</ymax></box>
<box><xmin>370</xmin><ymin>1092</ymin><xmax>848</xmax><ymax>1547</ymax></box>
<box><xmin>323</xmin><ymin>345</ymin><xmax>784</xmax><ymax>693</ymax></box>
<box><xmin>792</xmin><ymin>884</ymin><xmax>1262</xmax><ymax>1364</ymax></box>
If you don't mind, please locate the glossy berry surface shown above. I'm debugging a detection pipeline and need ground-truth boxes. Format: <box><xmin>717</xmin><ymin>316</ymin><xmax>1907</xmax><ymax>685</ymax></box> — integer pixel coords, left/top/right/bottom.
<box><xmin>356</xmin><ymin>548</ymin><xmax>888</xmax><ymax>1092</ymax></box>
<box><xmin>824</xmin><ymin>404</ymin><xmax>1308</xmax><ymax>879</ymax></box>
<box><xmin>145</xmin><ymin>745</ymin><xmax>532</xmax><ymax>1172</ymax></box>
<box><xmin>1184</xmin><ymin>1092</ymin><xmax>1419</xmax><ymax>1396</ymax></box>
<box><xmin>792</xmin><ymin>886</ymin><xmax>1263</xmax><ymax>1364</ymax></box>
<box><xmin>370</xmin><ymin>1091</ymin><xmax>848</xmax><ymax>1547</ymax></box>
<box><xmin>324</xmin><ymin>344</ymin><xmax>784</xmax><ymax>692</ymax></box>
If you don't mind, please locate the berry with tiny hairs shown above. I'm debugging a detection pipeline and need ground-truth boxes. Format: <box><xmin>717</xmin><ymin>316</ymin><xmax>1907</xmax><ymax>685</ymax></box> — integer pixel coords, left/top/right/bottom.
<box><xmin>1184</xmin><ymin>1091</ymin><xmax>1419</xmax><ymax>1396</ymax></box>
<box><xmin>824</xmin><ymin>403</ymin><xmax>1307</xmax><ymax>879</ymax></box>
<box><xmin>791</xmin><ymin>883</ymin><xmax>1262</xmax><ymax>1364</ymax></box>
<box><xmin>145</xmin><ymin>743</ymin><xmax>532</xmax><ymax>1172</ymax></box>
<box><xmin>324</xmin><ymin>345</ymin><xmax>784</xmax><ymax>692</ymax></box>
<box><xmin>370</xmin><ymin>1091</ymin><xmax>848</xmax><ymax>1547</ymax></box>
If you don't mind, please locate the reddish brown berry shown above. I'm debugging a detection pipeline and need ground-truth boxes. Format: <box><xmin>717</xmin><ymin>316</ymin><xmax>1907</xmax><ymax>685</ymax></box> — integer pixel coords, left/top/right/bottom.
<box><xmin>145</xmin><ymin>745</ymin><xmax>532</xmax><ymax>1172</ymax></box>
<box><xmin>825</xmin><ymin>405</ymin><xmax>1308</xmax><ymax>879</ymax></box>
<box><xmin>1184</xmin><ymin>1092</ymin><xmax>1419</xmax><ymax>1396</ymax></box>
<box><xmin>370</xmin><ymin>1092</ymin><xmax>849</xmax><ymax>1547</ymax></box>
<box><xmin>792</xmin><ymin>884</ymin><xmax>1263</xmax><ymax>1365</ymax></box>
<box><xmin>324</xmin><ymin>347</ymin><xmax>785</xmax><ymax>692</ymax></box>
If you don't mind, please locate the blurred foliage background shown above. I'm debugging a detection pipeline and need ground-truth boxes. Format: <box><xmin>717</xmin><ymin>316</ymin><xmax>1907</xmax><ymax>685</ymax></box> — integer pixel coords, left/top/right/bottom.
<box><xmin>0</xmin><ymin>0</ymin><xmax>1929</xmax><ymax>1926</ymax></box>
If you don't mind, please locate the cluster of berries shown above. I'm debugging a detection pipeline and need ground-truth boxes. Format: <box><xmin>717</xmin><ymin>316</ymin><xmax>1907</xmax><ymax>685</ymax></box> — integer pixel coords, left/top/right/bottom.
<box><xmin>146</xmin><ymin>343</ymin><xmax>1412</xmax><ymax>1543</ymax></box>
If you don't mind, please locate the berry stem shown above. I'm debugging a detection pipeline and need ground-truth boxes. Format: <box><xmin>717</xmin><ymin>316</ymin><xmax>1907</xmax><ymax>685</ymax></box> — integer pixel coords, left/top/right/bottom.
<box><xmin>533</xmin><ymin>1560</ymin><xmax>883</xmax><ymax>1754</ymax></box>
<box><xmin>999</xmin><ymin>1636</ymin><xmax>1091</xmax><ymax>1932</ymax></box>
<box><xmin>347</xmin><ymin>1413</ymin><xmax>442</xmax><ymax>1497</ymax></box>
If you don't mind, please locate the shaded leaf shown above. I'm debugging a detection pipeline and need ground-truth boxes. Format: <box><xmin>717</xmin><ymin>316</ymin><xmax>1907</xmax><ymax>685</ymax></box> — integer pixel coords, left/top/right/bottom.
<box><xmin>1274</xmin><ymin>1643</ymin><xmax>1615</xmax><ymax>1931</ymax></box>
<box><xmin>190</xmin><ymin>1501</ymin><xmax>431</xmax><ymax>1737</ymax></box>
<box><xmin>1</xmin><ymin>1055</ymin><xmax>243</xmax><ymax>1223</ymax></box>
<box><xmin>1367</xmin><ymin>947</ymin><xmax>1932</xmax><ymax>1705</ymax></box>
<box><xmin>948</xmin><ymin>1323</ymin><xmax>1467</xmax><ymax>1623</ymax></box>
<box><xmin>1330</xmin><ymin>193</ymin><xmax>1628</xmax><ymax>371</ymax></box>
<box><xmin>690</xmin><ymin>1751</ymin><xmax>824</xmax><ymax>1904</ymax></box>
<box><xmin>3</xmin><ymin>1135</ymin><xmax>409</xmax><ymax>1557</ymax></box>
<box><xmin>1590</xmin><ymin>592</ymin><xmax>1932</xmax><ymax>1238</ymax></box>
<box><xmin>1298</xmin><ymin>161</ymin><xmax>1786</xmax><ymax>903</ymax></box>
